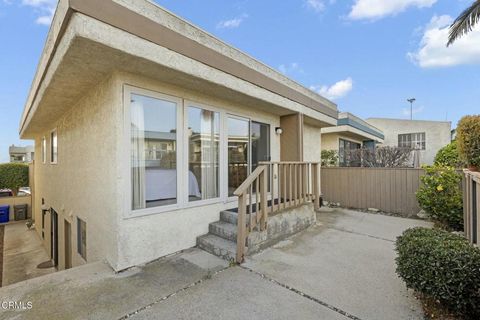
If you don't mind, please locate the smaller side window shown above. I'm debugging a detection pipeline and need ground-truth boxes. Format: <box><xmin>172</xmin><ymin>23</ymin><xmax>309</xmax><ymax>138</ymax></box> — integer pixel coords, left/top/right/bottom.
<box><xmin>50</xmin><ymin>130</ymin><xmax>58</xmax><ymax>164</ymax></box>
<box><xmin>77</xmin><ymin>217</ymin><xmax>87</xmax><ymax>261</ymax></box>
<box><xmin>41</xmin><ymin>137</ymin><xmax>47</xmax><ymax>164</ymax></box>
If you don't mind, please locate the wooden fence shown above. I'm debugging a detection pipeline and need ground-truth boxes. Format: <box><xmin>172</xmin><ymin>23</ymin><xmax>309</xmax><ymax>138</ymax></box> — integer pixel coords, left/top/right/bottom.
<box><xmin>321</xmin><ymin>167</ymin><xmax>424</xmax><ymax>216</ymax></box>
<box><xmin>463</xmin><ymin>170</ymin><xmax>479</xmax><ymax>245</ymax></box>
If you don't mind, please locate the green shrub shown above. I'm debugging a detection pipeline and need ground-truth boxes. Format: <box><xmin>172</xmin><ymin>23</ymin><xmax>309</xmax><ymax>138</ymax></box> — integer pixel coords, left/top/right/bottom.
<box><xmin>457</xmin><ymin>115</ymin><xmax>480</xmax><ymax>168</ymax></box>
<box><xmin>416</xmin><ymin>165</ymin><xmax>463</xmax><ymax>230</ymax></box>
<box><xmin>0</xmin><ymin>163</ymin><xmax>29</xmax><ymax>195</ymax></box>
<box><xmin>434</xmin><ymin>141</ymin><xmax>463</xmax><ymax>168</ymax></box>
<box><xmin>395</xmin><ymin>227</ymin><xmax>480</xmax><ymax>319</ymax></box>
<box><xmin>321</xmin><ymin>150</ymin><xmax>338</xmax><ymax>167</ymax></box>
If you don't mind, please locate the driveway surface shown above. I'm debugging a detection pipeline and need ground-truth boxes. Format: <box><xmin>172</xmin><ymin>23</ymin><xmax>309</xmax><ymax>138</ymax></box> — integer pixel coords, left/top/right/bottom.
<box><xmin>0</xmin><ymin>209</ymin><xmax>432</xmax><ymax>320</ymax></box>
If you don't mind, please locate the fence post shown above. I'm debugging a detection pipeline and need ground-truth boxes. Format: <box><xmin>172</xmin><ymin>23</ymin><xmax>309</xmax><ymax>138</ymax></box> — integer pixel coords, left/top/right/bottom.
<box><xmin>314</xmin><ymin>163</ymin><xmax>320</xmax><ymax>210</ymax></box>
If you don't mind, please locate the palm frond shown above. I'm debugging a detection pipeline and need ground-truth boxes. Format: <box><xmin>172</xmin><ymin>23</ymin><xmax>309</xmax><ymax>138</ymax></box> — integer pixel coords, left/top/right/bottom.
<box><xmin>447</xmin><ymin>0</ymin><xmax>480</xmax><ymax>46</ymax></box>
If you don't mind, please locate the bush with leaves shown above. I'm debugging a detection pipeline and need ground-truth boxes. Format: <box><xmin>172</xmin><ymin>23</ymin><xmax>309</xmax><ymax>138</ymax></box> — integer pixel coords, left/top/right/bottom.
<box><xmin>416</xmin><ymin>165</ymin><xmax>463</xmax><ymax>230</ymax></box>
<box><xmin>456</xmin><ymin>115</ymin><xmax>480</xmax><ymax>169</ymax></box>
<box><xmin>434</xmin><ymin>141</ymin><xmax>463</xmax><ymax>168</ymax></box>
<box><xmin>396</xmin><ymin>227</ymin><xmax>480</xmax><ymax>319</ymax></box>
<box><xmin>0</xmin><ymin>163</ymin><xmax>29</xmax><ymax>196</ymax></box>
<box><xmin>321</xmin><ymin>150</ymin><xmax>338</xmax><ymax>167</ymax></box>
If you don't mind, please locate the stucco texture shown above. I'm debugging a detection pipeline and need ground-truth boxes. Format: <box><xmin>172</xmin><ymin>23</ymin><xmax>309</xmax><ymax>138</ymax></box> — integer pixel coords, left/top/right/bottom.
<box><xmin>366</xmin><ymin>118</ymin><xmax>451</xmax><ymax>165</ymax></box>
<box><xmin>33</xmin><ymin>74</ymin><xmax>121</xmax><ymax>271</ymax></box>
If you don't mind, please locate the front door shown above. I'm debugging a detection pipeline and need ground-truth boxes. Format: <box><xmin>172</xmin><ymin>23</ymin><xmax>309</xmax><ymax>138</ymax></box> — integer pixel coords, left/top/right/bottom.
<box><xmin>227</xmin><ymin>117</ymin><xmax>271</xmax><ymax>197</ymax></box>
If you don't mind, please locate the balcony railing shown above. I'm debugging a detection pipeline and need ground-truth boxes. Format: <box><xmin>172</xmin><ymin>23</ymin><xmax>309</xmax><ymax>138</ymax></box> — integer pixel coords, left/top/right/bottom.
<box><xmin>233</xmin><ymin>162</ymin><xmax>321</xmax><ymax>262</ymax></box>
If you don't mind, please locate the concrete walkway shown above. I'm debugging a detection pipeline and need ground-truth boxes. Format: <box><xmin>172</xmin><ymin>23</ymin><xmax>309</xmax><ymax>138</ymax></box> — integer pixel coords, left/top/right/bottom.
<box><xmin>2</xmin><ymin>222</ymin><xmax>55</xmax><ymax>287</ymax></box>
<box><xmin>0</xmin><ymin>209</ymin><xmax>432</xmax><ymax>320</ymax></box>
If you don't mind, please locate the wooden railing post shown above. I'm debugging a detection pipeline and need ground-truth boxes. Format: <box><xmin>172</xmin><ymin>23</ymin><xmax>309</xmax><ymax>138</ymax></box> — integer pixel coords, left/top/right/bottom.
<box><xmin>260</xmin><ymin>169</ymin><xmax>268</xmax><ymax>230</ymax></box>
<box><xmin>236</xmin><ymin>193</ymin><xmax>247</xmax><ymax>263</ymax></box>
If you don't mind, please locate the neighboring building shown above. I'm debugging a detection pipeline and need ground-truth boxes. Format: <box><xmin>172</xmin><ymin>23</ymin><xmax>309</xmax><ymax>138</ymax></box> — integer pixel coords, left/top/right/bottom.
<box><xmin>20</xmin><ymin>0</ymin><xmax>338</xmax><ymax>272</ymax></box>
<box><xmin>9</xmin><ymin>145</ymin><xmax>34</xmax><ymax>163</ymax></box>
<box><xmin>321</xmin><ymin>112</ymin><xmax>384</xmax><ymax>166</ymax></box>
<box><xmin>366</xmin><ymin>118</ymin><xmax>451</xmax><ymax>165</ymax></box>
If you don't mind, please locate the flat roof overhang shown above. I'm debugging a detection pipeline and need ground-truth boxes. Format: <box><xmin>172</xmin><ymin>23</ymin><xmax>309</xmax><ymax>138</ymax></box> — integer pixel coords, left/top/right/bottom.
<box><xmin>20</xmin><ymin>0</ymin><xmax>338</xmax><ymax>138</ymax></box>
<box><xmin>321</xmin><ymin>125</ymin><xmax>385</xmax><ymax>143</ymax></box>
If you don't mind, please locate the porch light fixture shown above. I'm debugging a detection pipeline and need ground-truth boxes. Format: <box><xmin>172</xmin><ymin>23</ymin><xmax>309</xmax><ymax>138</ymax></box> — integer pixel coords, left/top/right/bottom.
<box><xmin>275</xmin><ymin>127</ymin><xmax>283</xmax><ymax>135</ymax></box>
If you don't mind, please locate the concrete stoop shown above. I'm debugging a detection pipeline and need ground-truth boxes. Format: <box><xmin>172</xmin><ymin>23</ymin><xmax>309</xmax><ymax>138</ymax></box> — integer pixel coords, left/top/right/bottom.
<box><xmin>197</xmin><ymin>203</ymin><xmax>317</xmax><ymax>262</ymax></box>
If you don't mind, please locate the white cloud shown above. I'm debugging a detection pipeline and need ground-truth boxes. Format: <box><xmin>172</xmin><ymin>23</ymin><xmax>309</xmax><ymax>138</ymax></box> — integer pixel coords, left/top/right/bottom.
<box><xmin>310</xmin><ymin>77</ymin><xmax>353</xmax><ymax>100</ymax></box>
<box><xmin>348</xmin><ymin>0</ymin><xmax>437</xmax><ymax>20</ymax></box>
<box><xmin>217</xmin><ymin>14</ymin><xmax>248</xmax><ymax>29</ymax></box>
<box><xmin>278</xmin><ymin>62</ymin><xmax>303</xmax><ymax>75</ymax></box>
<box><xmin>408</xmin><ymin>15</ymin><xmax>480</xmax><ymax>68</ymax></box>
<box><xmin>402</xmin><ymin>105</ymin><xmax>424</xmax><ymax>116</ymax></box>
<box><xmin>305</xmin><ymin>0</ymin><xmax>325</xmax><ymax>13</ymax></box>
<box><xmin>20</xmin><ymin>0</ymin><xmax>57</xmax><ymax>25</ymax></box>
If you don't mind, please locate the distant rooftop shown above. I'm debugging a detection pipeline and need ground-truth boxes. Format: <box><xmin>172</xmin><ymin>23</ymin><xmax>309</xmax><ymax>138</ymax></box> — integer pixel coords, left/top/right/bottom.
<box><xmin>338</xmin><ymin>113</ymin><xmax>384</xmax><ymax>140</ymax></box>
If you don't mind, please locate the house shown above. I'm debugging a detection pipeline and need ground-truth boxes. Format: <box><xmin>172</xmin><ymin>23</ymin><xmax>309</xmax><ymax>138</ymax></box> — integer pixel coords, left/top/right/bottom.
<box><xmin>9</xmin><ymin>145</ymin><xmax>34</xmax><ymax>163</ymax></box>
<box><xmin>19</xmin><ymin>0</ymin><xmax>337</xmax><ymax>271</ymax></box>
<box><xmin>366</xmin><ymin>118</ymin><xmax>451</xmax><ymax>165</ymax></box>
<box><xmin>321</xmin><ymin>112</ymin><xmax>384</xmax><ymax>166</ymax></box>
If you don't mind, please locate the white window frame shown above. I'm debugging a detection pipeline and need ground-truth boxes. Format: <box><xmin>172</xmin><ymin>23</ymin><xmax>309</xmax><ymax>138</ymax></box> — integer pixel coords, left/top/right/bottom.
<box><xmin>123</xmin><ymin>86</ymin><xmax>184</xmax><ymax>218</ymax></box>
<box><xmin>41</xmin><ymin>136</ymin><xmax>47</xmax><ymax>164</ymax></box>
<box><xmin>50</xmin><ymin>129</ymin><xmax>58</xmax><ymax>164</ymax></box>
<box><xmin>122</xmin><ymin>85</ymin><xmax>274</xmax><ymax>219</ymax></box>
<box><xmin>183</xmin><ymin>100</ymin><xmax>226</xmax><ymax>208</ymax></box>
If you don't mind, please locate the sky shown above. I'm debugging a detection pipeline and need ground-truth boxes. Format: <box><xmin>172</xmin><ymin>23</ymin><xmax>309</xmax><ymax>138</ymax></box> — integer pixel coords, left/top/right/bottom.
<box><xmin>1</xmin><ymin>0</ymin><xmax>479</xmax><ymax>162</ymax></box>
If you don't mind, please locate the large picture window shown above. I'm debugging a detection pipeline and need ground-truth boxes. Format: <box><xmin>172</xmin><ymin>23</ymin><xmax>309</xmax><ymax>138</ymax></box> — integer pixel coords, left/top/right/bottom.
<box><xmin>130</xmin><ymin>93</ymin><xmax>178</xmax><ymax>210</ymax></box>
<box><xmin>187</xmin><ymin>106</ymin><xmax>220</xmax><ymax>202</ymax></box>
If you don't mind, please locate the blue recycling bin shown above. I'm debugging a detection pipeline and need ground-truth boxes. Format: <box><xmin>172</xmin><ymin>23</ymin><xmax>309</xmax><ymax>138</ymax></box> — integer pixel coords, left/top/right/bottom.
<box><xmin>0</xmin><ymin>205</ymin><xmax>9</xmax><ymax>223</ymax></box>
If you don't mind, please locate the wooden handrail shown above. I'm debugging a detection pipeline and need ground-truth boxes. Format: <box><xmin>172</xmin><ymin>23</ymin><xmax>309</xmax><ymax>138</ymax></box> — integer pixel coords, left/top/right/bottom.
<box><xmin>235</xmin><ymin>161</ymin><xmax>321</xmax><ymax>263</ymax></box>
<box><xmin>233</xmin><ymin>166</ymin><xmax>265</xmax><ymax>196</ymax></box>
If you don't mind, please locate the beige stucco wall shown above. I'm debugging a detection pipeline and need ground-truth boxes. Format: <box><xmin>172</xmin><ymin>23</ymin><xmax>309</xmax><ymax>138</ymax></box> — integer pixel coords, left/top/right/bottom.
<box><xmin>33</xmin><ymin>74</ymin><xmax>121</xmax><ymax>271</ymax></box>
<box><xmin>366</xmin><ymin>118</ymin><xmax>451</xmax><ymax>165</ymax></box>
<box><xmin>303</xmin><ymin>124</ymin><xmax>322</xmax><ymax>162</ymax></box>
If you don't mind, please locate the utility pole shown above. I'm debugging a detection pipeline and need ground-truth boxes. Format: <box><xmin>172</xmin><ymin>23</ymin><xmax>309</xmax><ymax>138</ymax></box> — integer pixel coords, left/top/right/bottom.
<box><xmin>407</xmin><ymin>98</ymin><xmax>416</xmax><ymax>120</ymax></box>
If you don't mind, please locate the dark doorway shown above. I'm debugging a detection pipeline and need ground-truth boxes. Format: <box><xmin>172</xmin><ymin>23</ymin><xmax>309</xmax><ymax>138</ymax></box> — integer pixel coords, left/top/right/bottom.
<box><xmin>50</xmin><ymin>209</ymin><xmax>58</xmax><ymax>267</ymax></box>
<box><xmin>64</xmin><ymin>220</ymin><xmax>72</xmax><ymax>269</ymax></box>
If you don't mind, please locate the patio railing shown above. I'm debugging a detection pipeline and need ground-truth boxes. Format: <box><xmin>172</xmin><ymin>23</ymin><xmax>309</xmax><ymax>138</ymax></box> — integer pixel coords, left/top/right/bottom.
<box><xmin>463</xmin><ymin>170</ymin><xmax>480</xmax><ymax>245</ymax></box>
<box><xmin>233</xmin><ymin>162</ymin><xmax>321</xmax><ymax>262</ymax></box>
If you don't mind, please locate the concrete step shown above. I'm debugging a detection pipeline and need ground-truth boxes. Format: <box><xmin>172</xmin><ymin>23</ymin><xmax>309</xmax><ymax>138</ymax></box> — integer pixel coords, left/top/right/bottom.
<box><xmin>220</xmin><ymin>211</ymin><xmax>258</xmax><ymax>226</ymax></box>
<box><xmin>220</xmin><ymin>210</ymin><xmax>238</xmax><ymax>224</ymax></box>
<box><xmin>209</xmin><ymin>221</ymin><xmax>237</xmax><ymax>242</ymax></box>
<box><xmin>197</xmin><ymin>234</ymin><xmax>236</xmax><ymax>262</ymax></box>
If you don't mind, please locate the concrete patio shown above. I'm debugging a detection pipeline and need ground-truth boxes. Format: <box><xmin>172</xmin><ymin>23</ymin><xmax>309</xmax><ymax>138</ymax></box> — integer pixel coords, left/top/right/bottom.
<box><xmin>1</xmin><ymin>221</ymin><xmax>55</xmax><ymax>287</ymax></box>
<box><xmin>0</xmin><ymin>208</ymin><xmax>432</xmax><ymax>320</ymax></box>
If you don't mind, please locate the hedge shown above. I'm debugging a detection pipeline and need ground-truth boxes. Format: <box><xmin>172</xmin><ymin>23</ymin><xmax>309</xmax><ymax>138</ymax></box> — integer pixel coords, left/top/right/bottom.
<box><xmin>396</xmin><ymin>228</ymin><xmax>480</xmax><ymax>319</ymax></box>
<box><xmin>0</xmin><ymin>163</ymin><xmax>29</xmax><ymax>195</ymax></box>
<box><xmin>416</xmin><ymin>165</ymin><xmax>463</xmax><ymax>230</ymax></box>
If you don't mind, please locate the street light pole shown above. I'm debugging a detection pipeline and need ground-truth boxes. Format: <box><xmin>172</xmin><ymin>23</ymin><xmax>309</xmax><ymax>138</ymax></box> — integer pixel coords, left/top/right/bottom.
<box><xmin>407</xmin><ymin>98</ymin><xmax>416</xmax><ymax>120</ymax></box>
